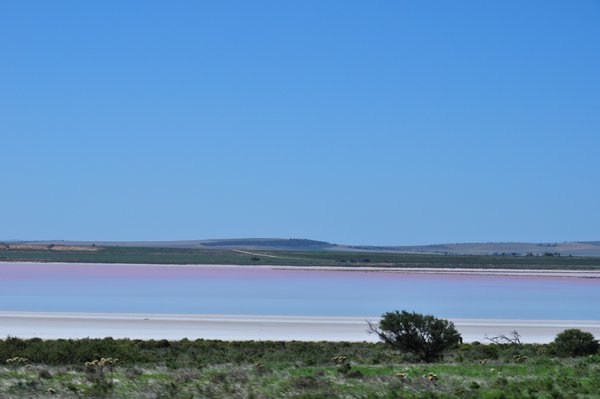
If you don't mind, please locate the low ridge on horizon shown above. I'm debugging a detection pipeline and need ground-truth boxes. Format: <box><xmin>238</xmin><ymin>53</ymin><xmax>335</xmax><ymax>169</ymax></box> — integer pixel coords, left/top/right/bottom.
<box><xmin>8</xmin><ymin>238</ymin><xmax>600</xmax><ymax>256</ymax></box>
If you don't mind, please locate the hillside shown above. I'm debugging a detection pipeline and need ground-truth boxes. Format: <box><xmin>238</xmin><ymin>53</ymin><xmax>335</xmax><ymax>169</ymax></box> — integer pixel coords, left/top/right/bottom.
<box><xmin>341</xmin><ymin>241</ymin><xmax>600</xmax><ymax>257</ymax></box>
<box><xmin>2</xmin><ymin>244</ymin><xmax>600</xmax><ymax>269</ymax></box>
<box><xmin>10</xmin><ymin>239</ymin><xmax>600</xmax><ymax>256</ymax></box>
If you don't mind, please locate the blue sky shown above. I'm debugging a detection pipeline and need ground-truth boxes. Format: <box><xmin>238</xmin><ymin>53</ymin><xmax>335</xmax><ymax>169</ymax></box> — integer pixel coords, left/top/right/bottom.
<box><xmin>1</xmin><ymin>1</ymin><xmax>599</xmax><ymax>245</ymax></box>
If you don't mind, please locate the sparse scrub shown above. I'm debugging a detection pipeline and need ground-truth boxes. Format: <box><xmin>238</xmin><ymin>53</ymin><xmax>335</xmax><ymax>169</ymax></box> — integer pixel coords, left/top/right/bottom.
<box><xmin>0</xmin><ymin>338</ymin><xmax>598</xmax><ymax>398</ymax></box>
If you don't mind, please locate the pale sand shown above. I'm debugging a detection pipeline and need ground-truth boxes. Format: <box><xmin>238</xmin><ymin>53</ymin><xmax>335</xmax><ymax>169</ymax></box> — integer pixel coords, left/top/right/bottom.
<box><xmin>1</xmin><ymin>312</ymin><xmax>599</xmax><ymax>343</ymax></box>
<box><xmin>4</xmin><ymin>261</ymin><xmax>600</xmax><ymax>278</ymax></box>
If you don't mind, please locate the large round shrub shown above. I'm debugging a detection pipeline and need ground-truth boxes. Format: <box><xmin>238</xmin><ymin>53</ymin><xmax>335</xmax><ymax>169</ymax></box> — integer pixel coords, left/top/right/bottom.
<box><xmin>368</xmin><ymin>310</ymin><xmax>462</xmax><ymax>362</ymax></box>
<box><xmin>553</xmin><ymin>329</ymin><xmax>599</xmax><ymax>357</ymax></box>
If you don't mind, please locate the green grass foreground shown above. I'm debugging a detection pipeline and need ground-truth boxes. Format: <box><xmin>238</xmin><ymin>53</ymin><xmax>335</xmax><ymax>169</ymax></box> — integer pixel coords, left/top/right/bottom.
<box><xmin>2</xmin><ymin>245</ymin><xmax>600</xmax><ymax>269</ymax></box>
<box><xmin>1</xmin><ymin>338</ymin><xmax>599</xmax><ymax>398</ymax></box>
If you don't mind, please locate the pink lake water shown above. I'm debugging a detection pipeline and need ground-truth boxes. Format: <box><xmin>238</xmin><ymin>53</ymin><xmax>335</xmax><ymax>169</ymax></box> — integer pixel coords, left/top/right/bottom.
<box><xmin>1</xmin><ymin>262</ymin><xmax>599</xmax><ymax>319</ymax></box>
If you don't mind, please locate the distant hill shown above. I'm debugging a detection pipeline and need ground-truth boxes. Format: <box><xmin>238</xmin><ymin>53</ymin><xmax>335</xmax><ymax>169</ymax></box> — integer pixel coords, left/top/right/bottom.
<box><xmin>200</xmin><ymin>238</ymin><xmax>334</xmax><ymax>250</ymax></box>
<box><xmin>338</xmin><ymin>241</ymin><xmax>600</xmax><ymax>257</ymax></box>
<box><xmin>11</xmin><ymin>239</ymin><xmax>600</xmax><ymax>256</ymax></box>
<box><xmin>18</xmin><ymin>238</ymin><xmax>335</xmax><ymax>252</ymax></box>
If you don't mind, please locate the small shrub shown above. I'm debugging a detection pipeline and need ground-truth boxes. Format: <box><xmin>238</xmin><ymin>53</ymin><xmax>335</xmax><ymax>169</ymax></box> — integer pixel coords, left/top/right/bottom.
<box><xmin>255</xmin><ymin>361</ymin><xmax>265</xmax><ymax>373</ymax></box>
<box><xmin>84</xmin><ymin>357</ymin><xmax>118</xmax><ymax>391</ymax></box>
<box><xmin>426</xmin><ymin>372</ymin><xmax>438</xmax><ymax>383</ymax></box>
<box><xmin>512</xmin><ymin>354</ymin><xmax>528</xmax><ymax>363</ymax></box>
<box><xmin>396</xmin><ymin>372</ymin><xmax>408</xmax><ymax>381</ymax></box>
<box><xmin>553</xmin><ymin>329</ymin><xmax>599</xmax><ymax>357</ymax></box>
<box><xmin>6</xmin><ymin>356</ymin><xmax>29</xmax><ymax>366</ymax></box>
<box><xmin>332</xmin><ymin>355</ymin><xmax>351</xmax><ymax>374</ymax></box>
<box><xmin>368</xmin><ymin>310</ymin><xmax>462</xmax><ymax>362</ymax></box>
<box><xmin>345</xmin><ymin>369</ymin><xmax>364</xmax><ymax>378</ymax></box>
<box><xmin>125</xmin><ymin>367</ymin><xmax>143</xmax><ymax>379</ymax></box>
<box><xmin>38</xmin><ymin>368</ymin><xmax>53</xmax><ymax>379</ymax></box>
<box><xmin>291</xmin><ymin>375</ymin><xmax>324</xmax><ymax>389</ymax></box>
<box><xmin>337</xmin><ymin>363</ymin><xmax>351</xmax><ymax>374</ymax></box>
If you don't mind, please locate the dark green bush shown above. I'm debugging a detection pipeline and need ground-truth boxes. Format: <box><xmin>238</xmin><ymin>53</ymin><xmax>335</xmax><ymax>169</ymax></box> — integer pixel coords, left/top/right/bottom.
<box><xmin>552</xmin><ymin>329</ymin><xmax>599</xmax><ymax>357</ymax></box>
<box><xmin>369</xmin><ymin>310</ymin><xmax>462</xmax><ymax>362</ymax></box>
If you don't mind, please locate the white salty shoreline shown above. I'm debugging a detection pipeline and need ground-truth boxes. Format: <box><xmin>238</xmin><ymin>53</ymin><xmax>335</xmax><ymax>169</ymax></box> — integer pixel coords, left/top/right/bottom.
<box><xmin>1</xmin><ymin>311</ymin><xmax>600</xmax><ymax>343</ymax></box>
<box><xmin>3</xmin><ymin>260</ymin><xmax>600</xmax><ymax>278</ymax></box>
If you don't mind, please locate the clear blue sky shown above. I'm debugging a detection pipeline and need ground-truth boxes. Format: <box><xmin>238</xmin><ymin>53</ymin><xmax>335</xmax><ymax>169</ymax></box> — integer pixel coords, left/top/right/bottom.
<box><xmin>1</xmin><ymin>1</ymin><xmax>599</xmax><ymax>245</ymax></box>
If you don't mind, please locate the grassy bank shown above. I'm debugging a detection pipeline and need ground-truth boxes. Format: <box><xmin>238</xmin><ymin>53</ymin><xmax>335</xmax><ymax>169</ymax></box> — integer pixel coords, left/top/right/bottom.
<box><xmin>1</xmin><ymin>338</ymin><xmax>599</xmax><ymax>398</ymax></box>
<box><xmin>2</xmin><ymin>245</ymin><xmax>600</xmax><ymax>269</ymax></box>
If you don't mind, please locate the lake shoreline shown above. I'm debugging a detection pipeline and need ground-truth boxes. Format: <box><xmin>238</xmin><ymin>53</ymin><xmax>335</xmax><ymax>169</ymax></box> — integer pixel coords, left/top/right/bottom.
<box><xmin>1</xmin><ymin>311</ymin><xmax>600</xmax><ymax>343</ymax></box>
<box><xmin>2</xmin><ymin>260</ymin><xmax>600</xmax><ymax>278</ymax></box>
